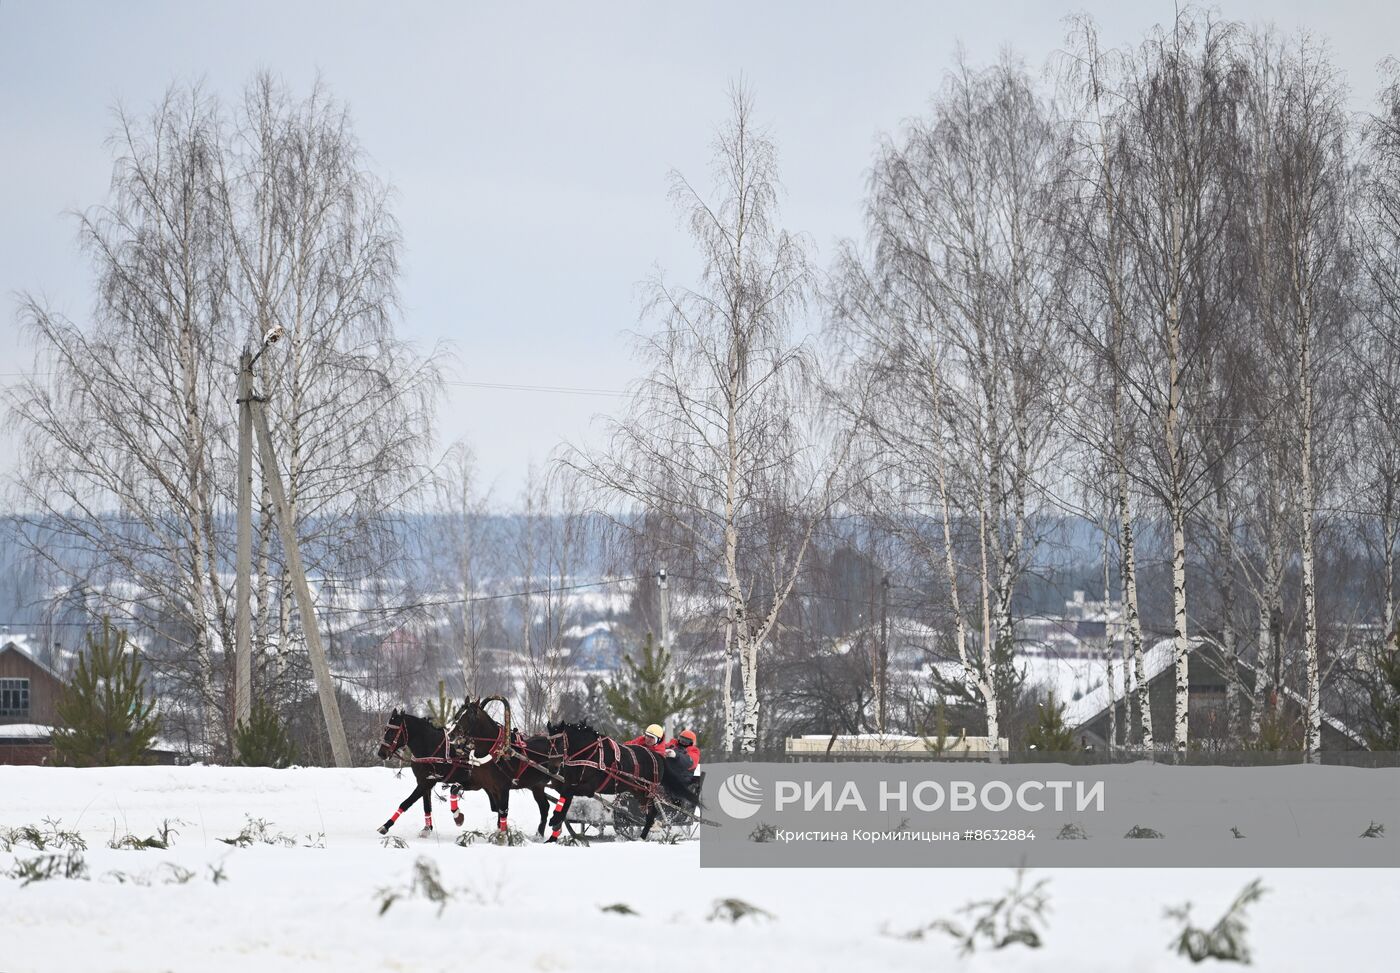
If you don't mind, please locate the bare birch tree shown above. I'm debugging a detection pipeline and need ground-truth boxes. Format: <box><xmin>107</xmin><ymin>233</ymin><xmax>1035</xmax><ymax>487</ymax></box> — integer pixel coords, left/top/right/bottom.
<box><xmin>219</xmin><ymin>74</ymin><xmax>442</xmax><ymax>715</ymax></box>
<box><xmin>427</xmin><ymin>441</ymin><xmax>492</xmax><ymax>697</ymax></box>
<box><xmin>566</xmin><ymin>84</ymin><xmax>840</xmax><ymax>754</ymax></box>
<box><xmin>1232</xmin><ymin>33</ymin><xmax>1296</xmax><ymax>740</ymax></box>
<box><xmin>1226</xmin><ymin>34</ymin><xmax>1352</xmax><ymax>757</ymax></box>
<box><xmin>8</xmin><ymin>87</ymin><xmax>230</xmax><ymax>752</ymax></box>
<box><xmin>1112</xmin><ymin>12</ymin><xmax>1245</xmax><ymax>751</ymax></box>
<box><xmin>1060</xmin><ymin>18</ymin><xmax>1156</xmax><ymax>747</ymax></box>
<box><xmin>1357</xmin><ymin>61</ymin><xmax>1400</xmax><ymax>650</ymax></box>
<box><xmin>511</xmin><ymin>466</ymin><xmax>591</xmax><ymax>730</ymax></box>
<box><xmin>6</xmin><ymin>76</ymin><xmax>442</xmax><ymax>758</ymax></box>
<box><xmin>833</xmin><ymin>54</ymin><xmax>1069</xmax><ymax>751</ymax></box>
<box><xmin>1260</xmin><ymin>37</ymin><xmax>1349</xmax><ymax>757</ymax></box>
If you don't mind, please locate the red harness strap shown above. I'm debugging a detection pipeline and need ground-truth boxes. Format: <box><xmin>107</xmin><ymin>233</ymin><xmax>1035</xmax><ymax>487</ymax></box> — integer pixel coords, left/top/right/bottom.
<box><xmin>554</xmin><ymin>735</ymin><xmax>663</xmax><ymax>801</ymax></box>
<box><xmin>562</xmin><ymin>737</ymin><xmax>604</xmax><ymax>769</ymax></box>
<box><xmin>596</xmin><ymin>741</ymin><xmax>661</xmax><ymax>798</ymax></box>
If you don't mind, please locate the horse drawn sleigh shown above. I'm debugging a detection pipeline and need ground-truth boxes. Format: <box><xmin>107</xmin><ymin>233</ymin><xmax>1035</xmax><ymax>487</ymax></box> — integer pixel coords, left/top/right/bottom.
<box><xmin>561</xmin><ymin>777</ymin><xmax>706</xmax><ymax>842</ymax></box>
<box><xmin>375</xmin><ymin>696</ymin><xmax>714</xmax><ymax>842</ymax></box>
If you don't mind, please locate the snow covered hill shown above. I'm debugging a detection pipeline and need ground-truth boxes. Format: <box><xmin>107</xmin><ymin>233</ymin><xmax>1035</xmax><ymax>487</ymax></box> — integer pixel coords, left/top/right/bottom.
<box><xmin>0</xmin><ymin>765</ymin><xmax>1391</xmax><ymax>971</ymax></box>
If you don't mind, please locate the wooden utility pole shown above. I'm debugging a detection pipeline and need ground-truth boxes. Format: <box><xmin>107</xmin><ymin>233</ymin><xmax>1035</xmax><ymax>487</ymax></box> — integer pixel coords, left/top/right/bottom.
<box><xmin>233</xmin><ymin>350</ymin><xmax>254</xmax><ymax>748</ymax></box>
<box><xmin>248</xmin><ymin>389</ymin><xmax>352</xmax><ymax>768</ymax></box>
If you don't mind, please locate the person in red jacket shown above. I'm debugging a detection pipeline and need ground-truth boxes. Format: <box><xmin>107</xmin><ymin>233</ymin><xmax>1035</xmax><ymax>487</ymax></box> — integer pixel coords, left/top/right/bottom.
<box><xmin>625</xmin><ymin>723</ymin><xmax>667</xmax><ymax>753</ymax></box>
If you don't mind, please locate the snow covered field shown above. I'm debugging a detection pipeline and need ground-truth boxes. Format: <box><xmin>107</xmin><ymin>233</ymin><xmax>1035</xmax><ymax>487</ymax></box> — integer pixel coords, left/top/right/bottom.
<box><xmin>0</xmin><ymin>765</ymin><xmax>1392</xmax><ymax>972</ymax></box>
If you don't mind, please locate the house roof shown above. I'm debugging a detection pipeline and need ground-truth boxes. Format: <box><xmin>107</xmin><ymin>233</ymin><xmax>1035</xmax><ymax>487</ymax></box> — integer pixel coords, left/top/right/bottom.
<box><xmin>1064</xmin><ymin>635</ymin><xmax>1368</xmax><ymax>748</ymax></box>
<box><xmin>1062</xmin><ymin>637</ymin><xmax>1205</xmax><ymax>727</ymax></box>
<box><xmin>0</xmin><ymin>723</ymin><xmax>54</xmax><ymax>740</ymax></box>
<box><xmin>1229</xmin><ymin>654</ymin><xmax>1368</xmax><ymax>748</ymax></box>
<box><xmin>1</xmin><ymin>638</ymin><xmax>68</xmax><ymax>683</ymax></box>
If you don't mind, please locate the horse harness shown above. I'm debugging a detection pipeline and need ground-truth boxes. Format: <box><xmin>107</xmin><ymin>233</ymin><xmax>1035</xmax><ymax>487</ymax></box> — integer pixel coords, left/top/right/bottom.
<box><xmin>380</xmin><ymin>716</ymin><xmax>503</xmax><ymax>780</ymax></box>
<box><xmin>563</xmin><ymin>736</ymin><xmax>664</xmax><ymax>800</ymax></box>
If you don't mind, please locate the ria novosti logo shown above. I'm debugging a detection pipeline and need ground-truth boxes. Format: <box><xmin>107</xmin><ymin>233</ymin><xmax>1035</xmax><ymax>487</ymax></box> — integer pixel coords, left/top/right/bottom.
<box><xmin>717</xmin><ymin>772</ymin><xmax>763</xmax><ymax>819</ymax></box>
<box><xmin>714</xmin><ymin>771</ymin><xmax>1107</xmax><ymax>819</ymax></box>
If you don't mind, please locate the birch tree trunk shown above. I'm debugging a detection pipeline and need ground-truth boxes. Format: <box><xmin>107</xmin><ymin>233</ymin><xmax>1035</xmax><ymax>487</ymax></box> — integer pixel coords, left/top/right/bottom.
<box><xmin>721</xmin><ymin>610</ymin><xmax>736</xmax><ymax>753</ymax></box>
<box><xmin>1215</xmin><ymin>467</ymin><xmax>1240</xmax><ymax>745</ymax></box>
<box><xmin>977</xmin><ymin>504</ymin><xmax>1001</xmax><ymax>752</ymax></box>
<box><xmin>1250</xmin><ymin>586</ymin><xmax>1270</xmax><ymax>741</ymax></box>
<box><xmin>927</xmin><ymin>355</ymin><xmax>981</xmax><ymax>726</ymax></box>
<box><xmin>1118</xmin><ymin>421</ymin><xmax>1153</xmax><ymax>749</ymax></box>
<box><xmin>1385</xmin><ymin>507</ymin><xmax>1396</xmax><ymax>646</ymax></box>
<box><xmin>740</xmin><ymin>630</ymin><xmax>760</xmax><ymax>753</ymax></box>
<box><xmin>1104</xmin><ymin>524</ymin><xmax>1117</xmax><ymax>753</ymax></box>
<box><xmin>1250</xmin><ymin>527</ymin><xmax>1285</xmax><ymax>739</ymax></box>
<box><xmin>1298</xmin><ymin>299</ymin><xmax>1322</xmax><ymax>758</ymax></box>
<box><xmin>1166</xmin><ymin>208</ymin><xmax>1192</xmax><ymax>754</ymax></box>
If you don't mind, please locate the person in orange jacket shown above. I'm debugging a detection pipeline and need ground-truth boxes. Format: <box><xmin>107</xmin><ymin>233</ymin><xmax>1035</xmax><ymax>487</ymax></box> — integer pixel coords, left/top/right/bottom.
<box><xmin>658</xmin><ymin>728</ymin><xmax>702</xmax><ymax>801</ymax></box>
<box><xmin>667</xmin><ymin>728</ymin><xmax>701</xmax><ymax>776</ymax></box>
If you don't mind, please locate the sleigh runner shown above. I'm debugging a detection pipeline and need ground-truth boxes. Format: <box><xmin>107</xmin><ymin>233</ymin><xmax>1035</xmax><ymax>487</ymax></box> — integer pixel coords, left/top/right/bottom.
<box><xmin>562</xmin><ymin>771</ymin><xmax>710</xmax><ymax>841</ymax></box>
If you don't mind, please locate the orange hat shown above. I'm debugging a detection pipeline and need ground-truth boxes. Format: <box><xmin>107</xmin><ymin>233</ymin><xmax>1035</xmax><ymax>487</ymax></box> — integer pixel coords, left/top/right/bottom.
<box><xmin>679</xmin><ymin>729</ymin><xmax>698</xmax><ymax>745</ymax></box>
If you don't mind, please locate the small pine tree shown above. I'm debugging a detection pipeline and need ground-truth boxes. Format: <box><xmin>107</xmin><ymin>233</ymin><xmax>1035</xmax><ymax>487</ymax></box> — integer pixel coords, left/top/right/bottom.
<box><xmin>53</xmin><ymin>618</ymin><xmax>161</xmax><ymax>767</ymax></box>
<box><xmin>233</xmin><ymin>700</ymin><xmax>299</xmax><ymax>768</ymax></box>
<box><xmin>425</xmin><ymin>680</ymin><xmax>455</xmax><ymax>729</ymax></box>
<box><xmin>1246</xmin><ymin>693</ymin><xmax>1304</xmax><ymax>752</ymax></box>
<box><xmin>603</xmin><ymin>633</ymin><xmax>710</xmax><ymax>734</ymax></box>
<box><xmin>921</xmin><ymin>698</ymin><xmax>951</xmax><ymax>755</ymax></box>
<box><xmin>1026</xmin><ymin>690</ymin><xmax>1077</xmax><ymax>753</ymax></box>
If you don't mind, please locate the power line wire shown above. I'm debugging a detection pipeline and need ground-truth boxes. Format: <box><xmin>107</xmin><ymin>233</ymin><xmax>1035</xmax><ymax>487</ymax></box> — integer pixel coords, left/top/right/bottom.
<box><xmin>440</xmin><ymin>379</ymin><xmax>625</xmax><ymax>397</ymax></box>
<box><xmin>0</xmin><ymin>370</ymin><xmax>628</xmax><ymax>398</ymax></box>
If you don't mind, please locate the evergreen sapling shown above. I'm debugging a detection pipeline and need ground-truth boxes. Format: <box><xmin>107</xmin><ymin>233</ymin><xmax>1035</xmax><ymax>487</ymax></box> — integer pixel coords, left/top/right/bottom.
<box><xmin>52</xmin><ymin>618</ymin><xmax>160</xmax><ymax>767</ymax></box>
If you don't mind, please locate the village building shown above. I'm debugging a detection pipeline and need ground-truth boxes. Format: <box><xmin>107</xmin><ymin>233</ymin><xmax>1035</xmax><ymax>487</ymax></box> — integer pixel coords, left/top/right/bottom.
<box><xmin>1067</xmin><ymin>637</ymin><xmax>1368</xmax><ymax>752</ymax></box>
<box><xmin>0</xmin><ymin>634</ymin><xmax>183</xmax><ymax>765</ymax></box>
<box><xmin>0</xmin><ymin>636</ymin><xmax>69</xmax><ymax>764</ymax></box>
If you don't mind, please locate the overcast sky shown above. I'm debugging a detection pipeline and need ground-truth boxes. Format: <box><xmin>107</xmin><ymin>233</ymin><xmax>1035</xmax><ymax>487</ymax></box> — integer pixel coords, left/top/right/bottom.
<box><xmin>2</xmin><ymin>0</ymin><xmax>1395</xmax><ymax>506</ymax></box>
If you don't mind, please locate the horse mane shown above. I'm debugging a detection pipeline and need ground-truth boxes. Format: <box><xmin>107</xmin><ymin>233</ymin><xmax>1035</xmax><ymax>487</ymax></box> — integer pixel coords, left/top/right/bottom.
<box><xmin>458</xmin><ymin>699</ymin><xmax>501</xmax><ymax>734</ymax></box>
<box><xmin>547</xmin><ymin>720</ymin><xmax>601</xmax><ymax>743</ymax></box>
<box><xmin>399</xmin><ymin>711</ymin><xmax>438</xmax><ymax>732</ymax></box>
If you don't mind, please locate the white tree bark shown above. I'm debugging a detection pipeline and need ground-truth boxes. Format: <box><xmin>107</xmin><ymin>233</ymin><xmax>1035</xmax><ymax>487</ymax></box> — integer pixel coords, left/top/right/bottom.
<box><xmin>1215</xmin><ymin>478</ymin><xmax>1241</xmax><ymax>745</ymax></box>
<box><xmin>1298</xmin><ymin>295</ymin><xmax>1322</xmax><ymax>758</ymax></box>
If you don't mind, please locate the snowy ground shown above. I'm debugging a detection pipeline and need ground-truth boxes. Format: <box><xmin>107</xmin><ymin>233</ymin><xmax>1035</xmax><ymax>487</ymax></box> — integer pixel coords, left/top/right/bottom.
<box><xmin>0</xmin><ymin>765</ymin><xmax>1392</xmax><ymax>972</ymax></box>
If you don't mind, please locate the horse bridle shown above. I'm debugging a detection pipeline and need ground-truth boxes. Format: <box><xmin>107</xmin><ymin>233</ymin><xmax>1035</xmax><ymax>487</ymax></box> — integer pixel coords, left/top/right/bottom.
<box><xmin>380</xmin><ymin>701</ymin><xmax>510</xmax><ymax>769</ymax></box>
<box><xmin>447</xmin><ymin>696</ymin><xmax>512</xmax><ymax>766</ymax></box>
<box><xmin>380</xmin><ymin>719</ymin><xmax>408</xmax><ymax>759</ymax></box>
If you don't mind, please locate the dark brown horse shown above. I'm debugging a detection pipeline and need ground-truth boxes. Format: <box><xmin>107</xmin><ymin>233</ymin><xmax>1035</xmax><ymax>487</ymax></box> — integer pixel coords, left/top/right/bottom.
<box><xmin>375</xmin><ymin>708</ymin><xmax>551</xmax><ymax>837</ymax></box>
<box><xmin>451</xmin><ymin>699</ymin><xmax>559</xmax><ymax>837</ymax></box>
<box><xmin>542</xmin><ymin>720</ymin><xmax>699</xmax><ymax>842</ymax></box>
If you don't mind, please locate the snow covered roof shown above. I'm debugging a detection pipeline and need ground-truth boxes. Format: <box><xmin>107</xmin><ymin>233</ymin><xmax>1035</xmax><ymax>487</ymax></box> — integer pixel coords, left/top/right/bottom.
<box><xmin>0</xmin><ymin>723</ymin><xmax>55</xmax><ymax>739</ymax></box>
<box><xmin>561</xmin><ymin>620</ymin><xmax>615</xmax><ymax>641</ymax></box>
<box><xmin>1060</xmin><ymin>637</ymin><xmax>1369</xmax><ymax>748</ymax></box>
<box><xmin>0</xmin><ymin>636</ymin><xmax>68</xmax><ymax>683</ymax></box>
<box><xmin>1062</xmin><ymin>637</ymin><xmax>1192</xmax><ymax>727</ymax></box>
<box><xmin>1229</xmin><ymin>654</ymin><xmax>1368</xmax><ymax>748</ymax></box>
<box><xmin>786</xmin><ymin>732</ymin><xmax>1007</xmax><ymax>754</ymax></box>
<box><xmin>923</xmin><ymin>652</ymin><xmax>1116</xmax><ymax>712</ymax></box>
<box><xmin>0</xmin><ymin>725</ymin><xmax>185</xmax><ymax>758</ymax></box>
